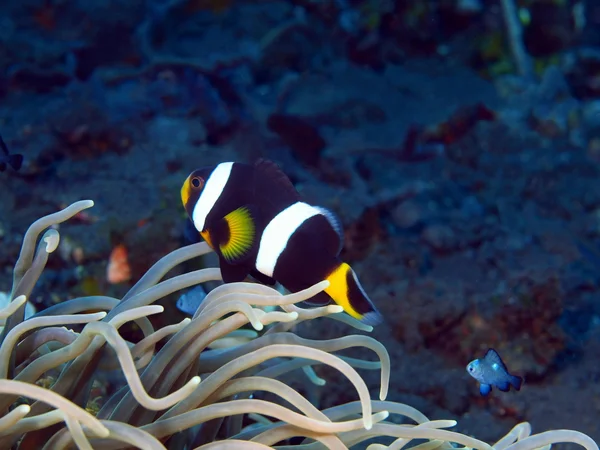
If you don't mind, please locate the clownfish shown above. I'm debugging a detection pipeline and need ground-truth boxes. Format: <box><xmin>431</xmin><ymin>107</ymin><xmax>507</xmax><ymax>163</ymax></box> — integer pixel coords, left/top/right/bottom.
<box><xmin>180</xmin><ymin>159</ymin><xmax>383</xmax><ymax>326</ymax></box>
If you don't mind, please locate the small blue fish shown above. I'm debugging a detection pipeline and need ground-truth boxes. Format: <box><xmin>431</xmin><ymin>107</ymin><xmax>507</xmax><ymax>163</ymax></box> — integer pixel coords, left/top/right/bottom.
<box><xmin>176</xmin><ymin>285</ymin><xmax>208</xmax><ymax>316</ymax></box>
<box><xmin>0</xmin><ymin>134</ymin><xmax>23</xmax><ymax>172</ymax></box>
<box><xmin>466</xmin><ymin>348</ymin><xmax>523</xmax><ymax>396</ymax></box>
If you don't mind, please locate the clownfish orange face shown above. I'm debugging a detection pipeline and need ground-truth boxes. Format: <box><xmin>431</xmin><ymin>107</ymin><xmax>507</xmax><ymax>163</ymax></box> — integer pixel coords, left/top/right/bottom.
<box><xmin>181</xmin><ymin>168</ymin><xmax>210</xmax><ymax>217</ymax></box>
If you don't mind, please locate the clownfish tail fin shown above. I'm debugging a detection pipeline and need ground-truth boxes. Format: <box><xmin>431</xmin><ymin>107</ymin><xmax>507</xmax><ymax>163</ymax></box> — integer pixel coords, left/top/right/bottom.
<box><xmin>324</xmin><ymin>262</ymin><xmax>383</xmax><ymax>326</ymax></box>
<box><xmin>361</xmin><ymin>310</ymin><xmax>385</xmax><ymax>327</ymax></box>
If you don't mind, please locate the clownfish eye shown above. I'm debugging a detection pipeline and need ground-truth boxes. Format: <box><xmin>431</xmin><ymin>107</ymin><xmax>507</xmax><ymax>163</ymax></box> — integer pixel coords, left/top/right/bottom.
<box><xmin>191</xmin><ymin>176</ymin><xmax>204</xmax><ymax>189</ymax></box>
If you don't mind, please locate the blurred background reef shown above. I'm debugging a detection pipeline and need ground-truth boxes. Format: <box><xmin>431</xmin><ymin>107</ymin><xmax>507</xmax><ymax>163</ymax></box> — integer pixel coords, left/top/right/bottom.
<box><xmin>1</xmin><ymin>0</ymin><xmax>600</xmax><ymax>444</ymax></box>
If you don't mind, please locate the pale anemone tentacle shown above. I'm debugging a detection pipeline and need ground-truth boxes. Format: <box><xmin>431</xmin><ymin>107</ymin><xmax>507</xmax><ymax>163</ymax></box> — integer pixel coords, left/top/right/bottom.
<box><xmin>502</xmin><ymin>431</ymin><xmax>599</xmax><ymax>450</ymax></box>
<box><xmin>82</xmin><ymin>321</ymin><xmax>201</xmax><ymax>411</ymax></box>
<box><xmin>251</xmin><ymin>423</ymin><xmax>348</xmax><ymax>449</ymax></box>
<box><xmin>1</xmin><ymin>228</ymin><xmax>64</xmax><ymax>381</ymax></box>
<box><xmin>302</xmin><ymin>364</ymin><xmax>326</xmax><ymax>386</ymax></box>
<box><xmin>130</xmin><ymin>310</ymin><xmax>303</xmax><ymax>428</ymax></box>
<box><xmin>14</xmin><ymin>306</ymin><xmax>160</xmax><ymax>384</ymax></box>
<box><xmin>64</xmin><ymin>415</ymin><xmax>93</xmax><ymax>450</ymax></box>
<box><xmin>108</xmin><ymin>281</ymin><xmax>331</xmax><ymax>425</ymax></box>
<box><xmin>197</xmin><ymin>332</ymin><xmax>390</xmax><ymax>401</ymax></box>
<box><xmin>12</xmin><ymin>200</ymin><xmax>94</xmax><ymax>289</ymax></box>
<box><xmin>98</xmin><ymin>317</ymin><xmax>190</xmax><ymax>372</ymax></box>
<box><xmin>43</xmin><ymin>420</ymin><xmax>168</xmax><ymax>450</ymax></box>
<box><xmin>107</xmin><ymin>311</ymin><xmax>254</xmax><ymax>424</ymax></box>
<box><xmin>0</xmin><ymin>410</ymin><xmax>66</xmax><ymax>436</ymax></box>
<box><xmin>107</xmin><ymin>299</ymin><xmax>285</xmax><ymax>424</ymax></box>
<box><xmin>147</xmin><ymin>400</ymin><xmax>389</xmax><ymax>437</ymax></box>
<box><xmin>15</xmin><ymin>327</ymin><xmax>78</xmax><ymax>365</ymax></box>
<box><xmin>131</xmin><ymin>318</ymin><xmax>192</xmax><ymax>360</ymax></box>
<box><xmin>194</xmin><ymin>282</ymin><xmax>284</xmax><ymax>317</ymax></box>
<box><xmin>122</xmin><ymin>242</ymin><xmax>213</xmax><ymax>302</ymax></box>
<box><xmin>193</xmin><ymin>441</ymin><xmax>273</xmax><ymax>450</ymax></box>
<box><xmin>202</xmin><ymin>376</ymin><xmax>331</xmax><ymax>421</ymax></box>
<box><xmin>161</xmin><ymin>344</ymin><xmax>379</xmax><ymax>430</ymax></box>
<box><xmin>0</xmin><ymin>380</ymin><xmax>108</xmax><ymax>438</ymax></box>
<box><xmin>196</xmin><ymin>280</ymin><xmax>330</xmax><ymax>319</ymax></box>
<box><xmin>0</xmin><ymin>295</ymin><xmax>27</xmax><ymax>322</ymax></box>
<box><xmin>366</xmin><ymin>420</ymin><xmax>459</xmax><ymax>450</ymax></box>
<box><xmin>27</xmin><ymin>296</ymin><xmax>155</xmax><ymax>339</ymax></box>
<box><xmin>0</xmin><ymin>312</ymin><xmax>107</xmax><ymax>379</ymax></box>
<box><xmin>494</xmin><ymin>423</ymin><xmax>533</xmax><ymax>450</ymax></box>
<box><xmin>0</xmin><ymin>201</ymin><xmax>596</xmax><ymax>450</ymax></box>
<box><xmin>0</xmin><ymin>405</ymin><xmax>31</xmax><ymax>433</ymax></box>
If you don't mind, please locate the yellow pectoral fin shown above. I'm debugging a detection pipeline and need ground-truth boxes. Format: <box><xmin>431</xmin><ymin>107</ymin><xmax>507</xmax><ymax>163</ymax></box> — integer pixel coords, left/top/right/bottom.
<box><xmin>324</xmin><ymin>263</ymin><xmax>363</xmax><ymax>321</ymax></box>
<box><xmin>219</xmin><ymin>206</ymin><xmax>257</xmax><ymax>264</ymax></box>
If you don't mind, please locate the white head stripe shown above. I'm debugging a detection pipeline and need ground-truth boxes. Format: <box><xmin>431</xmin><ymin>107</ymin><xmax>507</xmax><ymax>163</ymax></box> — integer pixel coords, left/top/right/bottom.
<box><xmin>256</xmin><ymin>202</ymin><xmax>319</xmax><ymax>277</ymax></box>
<box><xmin>192</xmin><ymin>162</ymin><xmax>234</xmax><ymax>231</ymax></box>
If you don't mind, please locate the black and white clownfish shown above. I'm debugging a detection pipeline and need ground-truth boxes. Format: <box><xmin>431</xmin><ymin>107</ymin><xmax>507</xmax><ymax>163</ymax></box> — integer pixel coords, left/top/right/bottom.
<box><xmin>180</xmin><ymin>159</ymin><xmax>383</xmax><ymax>326</ymax></box>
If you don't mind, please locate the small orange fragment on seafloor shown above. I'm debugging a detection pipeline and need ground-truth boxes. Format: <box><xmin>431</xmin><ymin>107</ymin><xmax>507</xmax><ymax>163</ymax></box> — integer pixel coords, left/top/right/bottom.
<box><xmin>107</xmin><ymin>244</ymin><xmax>131</xmax><ymax>284</ymax></box>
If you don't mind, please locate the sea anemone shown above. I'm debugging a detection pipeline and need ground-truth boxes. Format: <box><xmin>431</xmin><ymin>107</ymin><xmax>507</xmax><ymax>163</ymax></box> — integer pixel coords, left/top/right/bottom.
<box><xmin>0</xmin><ymin>201</ymin><xmax>596</xmax><ymax>449</ymax></box>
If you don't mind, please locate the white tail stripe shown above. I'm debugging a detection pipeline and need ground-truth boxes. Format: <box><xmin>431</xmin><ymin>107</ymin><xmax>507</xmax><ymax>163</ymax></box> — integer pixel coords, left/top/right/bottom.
<box><xmin>192</xmin><ymin>162</ymin><xmax>233</xmax><ymax>231</ymax></box>
<box><xmin>256</xmin><ymin>202</ymin><xmax>319</xmax><ymax>277</ymax></box>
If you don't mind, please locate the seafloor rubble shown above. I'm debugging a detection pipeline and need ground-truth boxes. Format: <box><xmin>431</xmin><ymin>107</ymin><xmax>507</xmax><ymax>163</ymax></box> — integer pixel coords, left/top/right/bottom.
<box><xmin>0</xmin><ymin>0</ymin><xmax>599</xmax><ymax>446</ymax></box>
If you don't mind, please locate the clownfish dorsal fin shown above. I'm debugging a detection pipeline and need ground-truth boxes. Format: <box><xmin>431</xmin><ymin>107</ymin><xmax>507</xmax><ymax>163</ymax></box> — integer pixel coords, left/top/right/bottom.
<box><xmin>314</xmin><ymin>206</ymin><xmax>344</xmax><ymax>255</ymax></box>
<box><xmin>210</xmin><ymin>205</ymin><xmax>258</xmax><ymax>265</ymax></box>
<box><xmin>254</xmin><ymin>158</ymin><xmax>300</xmax><ymax>200</ymax></box>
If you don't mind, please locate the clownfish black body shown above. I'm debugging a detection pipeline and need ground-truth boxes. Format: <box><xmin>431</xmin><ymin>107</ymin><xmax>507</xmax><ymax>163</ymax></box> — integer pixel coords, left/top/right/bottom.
<box><xmin>181</xmin><ymin>159</ymin><xmax>383</xmax><ymax>326</ymax></box>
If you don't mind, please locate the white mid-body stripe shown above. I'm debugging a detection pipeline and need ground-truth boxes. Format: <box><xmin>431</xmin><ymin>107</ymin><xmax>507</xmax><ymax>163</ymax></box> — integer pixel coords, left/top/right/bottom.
<box><xmin>256</xmin><ymin>202</ymin><xmax>319</xmax><ymax>277</ymax></box>
<box><xmin>192</xmin><ymin>162</ymin><xmax>233</xmax><ymax>231</ymax></box>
